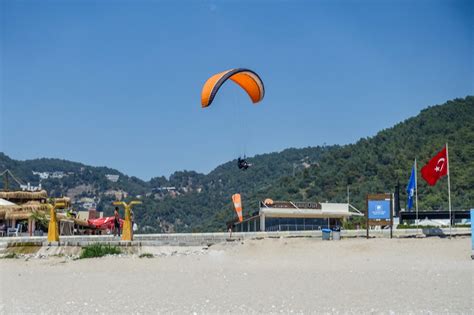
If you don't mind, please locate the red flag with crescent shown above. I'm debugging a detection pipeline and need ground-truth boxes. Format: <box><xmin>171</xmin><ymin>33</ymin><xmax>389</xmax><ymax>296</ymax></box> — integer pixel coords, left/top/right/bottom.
<box><xmin>421</xmin><ymin>147</ymin><xmax>448</xmax><ymax>186</ymax></box>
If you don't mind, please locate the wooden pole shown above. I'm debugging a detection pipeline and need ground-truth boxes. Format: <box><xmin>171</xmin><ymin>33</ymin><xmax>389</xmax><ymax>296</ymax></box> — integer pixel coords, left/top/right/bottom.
<box><xmin>28</xmin><ymin>218</ymin><xmax>32</xmax><ymax>237</ymax></box>
<box><xmin>366</xmin><ymin>195</ymin><xmax>369</xmax><ymax>239</ymax></box>
<box><xmin>390</xmin><ymin>193</ymin><xmax>393</xmax><ymax>239</ymax></box>
<box><xmin>4</xmin><ymin>171</ymin><xmax>9</xmax><ymax>191</ymax></box>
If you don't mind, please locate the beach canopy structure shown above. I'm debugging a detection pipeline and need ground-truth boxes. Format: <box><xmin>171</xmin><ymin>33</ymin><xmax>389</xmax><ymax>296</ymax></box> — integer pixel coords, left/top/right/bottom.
<box><xmin>201</xmin><ymin>68</ymin><xmax>265</xmax><ymax>108</ymax></box>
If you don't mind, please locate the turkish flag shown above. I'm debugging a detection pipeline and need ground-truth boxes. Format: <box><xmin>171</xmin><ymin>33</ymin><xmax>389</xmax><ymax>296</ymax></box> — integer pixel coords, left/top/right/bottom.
<box><xmin>421</xmin><ymin>147</ymin><xmax>448</xmax><ymax>186</ymax></box>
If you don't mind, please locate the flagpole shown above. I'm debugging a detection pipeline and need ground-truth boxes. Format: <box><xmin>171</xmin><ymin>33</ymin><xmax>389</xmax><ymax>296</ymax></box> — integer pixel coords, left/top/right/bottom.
<box><xmin>415</xmin><ymin>158</ymin><xmax>419</xmax><ymax>234</ymax></box>
<box><xmin>446</xmin><ymin>143</ymin><xmax>452</xmax><ymax>239</ymax></box>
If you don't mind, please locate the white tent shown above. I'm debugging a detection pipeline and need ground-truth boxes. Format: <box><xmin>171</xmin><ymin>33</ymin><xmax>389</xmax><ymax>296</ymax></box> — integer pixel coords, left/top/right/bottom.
<box><xmin>0</xmin><ymin>198</ymin><xmax>16</xmax><ymax>206</ymax></box>
<box><xmin>417</xmin><ymin>219</ymin><xmax>448</xmax><ymax>227</ymax></box>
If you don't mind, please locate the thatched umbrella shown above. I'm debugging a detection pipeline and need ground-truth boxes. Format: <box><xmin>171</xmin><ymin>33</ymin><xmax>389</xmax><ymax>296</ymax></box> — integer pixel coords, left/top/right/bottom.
<box><xmin>5</xmin><ymin>210</ymin><xmax>33</xmax><ymax>221</ymax></box>
<box><xmin>0</xmin><ymin>190</ymin><xmax>48</xmax><ymax>202</ymax></box>
<box><xmin>5</xmin><ymin>201</ymin><xmax>49</xmax><ymax>220</ymax></box>
<box><xmin>0</xmin><ymin>198</ymin><xmax>20</xmax><ymax>219</ymax></box>
<box><xmin>0</xmin><ymin>204</ymin><xmax>21</xmax><ymax>219</ymax></box>
<box><xmin>19</xmin><ymin>200</ymin><xmax>50</xmax><ymax>212</ymax></box>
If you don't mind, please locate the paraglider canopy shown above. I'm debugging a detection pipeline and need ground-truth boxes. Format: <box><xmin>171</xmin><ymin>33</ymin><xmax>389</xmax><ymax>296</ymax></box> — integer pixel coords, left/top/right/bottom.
<box><xmin>201</xmin><ymin>68</ymin><xmax>265</xmax><ymax>108</ymax></box>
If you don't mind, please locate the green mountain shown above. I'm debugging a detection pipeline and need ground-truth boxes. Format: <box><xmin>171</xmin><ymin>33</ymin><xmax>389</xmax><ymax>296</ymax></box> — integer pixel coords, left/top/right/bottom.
<box><xmin>1</xmin><ymin>96</ymin><xmax>473</xmax><ymax>232</ymax></box>
<box><xmin>253</xmin><ymin>96</ymin><xmax>474</xmax><ymax>211</ymax></box>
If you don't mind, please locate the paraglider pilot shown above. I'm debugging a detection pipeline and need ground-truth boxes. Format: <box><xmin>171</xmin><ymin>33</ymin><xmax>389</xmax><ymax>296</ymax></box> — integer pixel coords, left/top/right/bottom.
<box><xmin>238</xmin><ymin>157</ymin><xmax>250</xmax><ymax>170</ymax></box>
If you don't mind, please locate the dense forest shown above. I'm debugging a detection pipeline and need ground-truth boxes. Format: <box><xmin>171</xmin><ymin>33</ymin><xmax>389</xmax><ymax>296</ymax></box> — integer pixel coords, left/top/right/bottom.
<box><xmin>1</xmin><ymin>96</ymin><xmax>473</xmax><ymax>232</ymax></box>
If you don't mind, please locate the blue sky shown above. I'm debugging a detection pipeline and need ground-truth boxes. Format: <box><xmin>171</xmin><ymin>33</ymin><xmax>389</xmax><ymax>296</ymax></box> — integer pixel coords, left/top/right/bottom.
<box><xmin>1</xmin><ymin>0</ymin><xmax>472</xmax><ymax>179</ymax></box>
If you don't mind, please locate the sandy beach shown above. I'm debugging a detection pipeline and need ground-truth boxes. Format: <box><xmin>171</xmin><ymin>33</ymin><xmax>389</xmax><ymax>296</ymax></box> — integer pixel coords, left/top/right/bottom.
<box><xmin>0</xmin><ymin>237</ymin><xmax>472</xmax><ymax>314</ymax></box>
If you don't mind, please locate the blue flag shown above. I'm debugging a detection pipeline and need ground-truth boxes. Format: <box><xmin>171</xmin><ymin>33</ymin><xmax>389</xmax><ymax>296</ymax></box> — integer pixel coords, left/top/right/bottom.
<box><xmin>406</xmin><ymin>165</ymin><xmax>416</xmax><ymax>210</ymax></box>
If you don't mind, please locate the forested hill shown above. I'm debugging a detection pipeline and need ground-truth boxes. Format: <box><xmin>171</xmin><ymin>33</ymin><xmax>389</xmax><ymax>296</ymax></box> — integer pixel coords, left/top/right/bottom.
<box><xmin>0</xmin><ymin>143</ymin><xmax>329</xmax><ymax>232</ymax></box>
<box><xmin>243</xmin><ymin>96</ymin><xmax>474</xmax><ymax>221</ymax></box>
<box><xmin>1</xmin><ymin>96</ymin><xmax>473</xmax><ymax>232</ymax></box>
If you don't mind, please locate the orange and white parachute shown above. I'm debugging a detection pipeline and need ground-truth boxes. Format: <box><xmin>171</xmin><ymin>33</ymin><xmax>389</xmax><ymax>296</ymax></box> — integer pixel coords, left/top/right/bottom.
<box><xmin>232</xmin><ymin>193</ymin><xmax>243</xmax><ymax>222</ymax></box>
<box><xmin>201</xmin><ymin>68</ymin><xmax>265</xmax><ymax>108</ymax></box>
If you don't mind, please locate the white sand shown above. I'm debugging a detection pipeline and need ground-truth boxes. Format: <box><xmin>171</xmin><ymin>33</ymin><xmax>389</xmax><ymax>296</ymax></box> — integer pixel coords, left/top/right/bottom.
<box><xmin>0</xmin><ymin>237</ymin><xmax>472</xmax><ymax>314</ymax></box>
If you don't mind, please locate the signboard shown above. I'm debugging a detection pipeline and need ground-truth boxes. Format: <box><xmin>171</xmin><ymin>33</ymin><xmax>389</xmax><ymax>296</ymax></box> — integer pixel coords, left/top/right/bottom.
<box><xmin>368</xmin><ymin>200</ymin><xmax>391</xmax><ymax>220</ymax></box>
<box><xmin>366</xmin><ymin>193</ymin><xmax>393</xmax><ymax>239</ymax></box>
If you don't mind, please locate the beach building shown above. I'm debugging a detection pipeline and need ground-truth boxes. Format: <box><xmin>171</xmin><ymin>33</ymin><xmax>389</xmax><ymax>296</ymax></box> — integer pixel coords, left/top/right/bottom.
<box><xmin>230</xmin><ymin>200</ymin><xmax>363</xmax><ymax>232</ymax></box>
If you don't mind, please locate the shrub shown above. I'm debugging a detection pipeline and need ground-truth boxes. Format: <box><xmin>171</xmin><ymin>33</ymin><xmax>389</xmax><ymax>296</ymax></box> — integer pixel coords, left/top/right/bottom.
<box><xmin>139</xmin><ymin>253</ymin><xmax>154</xmax><ymax>258</ymax></box>
<box><xmin>2</xmin><ymin>253</ymin><xmax>17</xmax><ymax>259</ymax></box>
<box><xmin>79</xmin><ymin>244</ymin><xmax>121</xmax><ymax>259</ymax></box>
